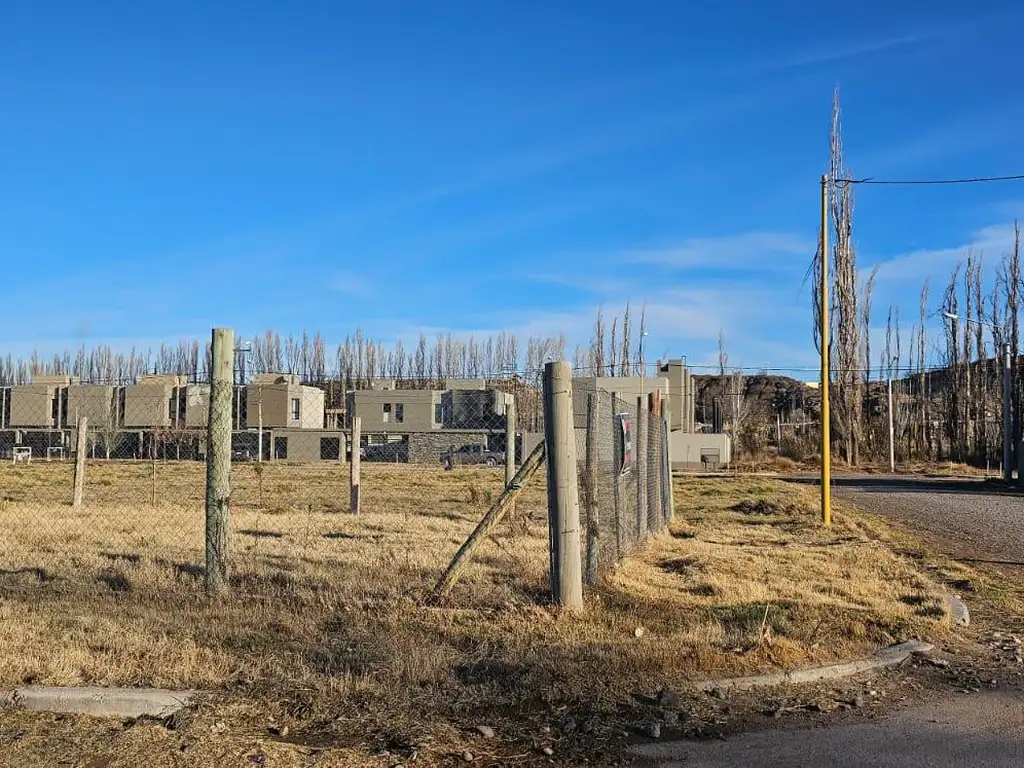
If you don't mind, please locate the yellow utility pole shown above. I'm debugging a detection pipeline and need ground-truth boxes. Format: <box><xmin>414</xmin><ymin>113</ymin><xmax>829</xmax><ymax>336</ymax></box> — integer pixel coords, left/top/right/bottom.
<box><xmin>820</xmin><ymin>174</ymin><xmax>831</xmax><ymax>527</ymax></box>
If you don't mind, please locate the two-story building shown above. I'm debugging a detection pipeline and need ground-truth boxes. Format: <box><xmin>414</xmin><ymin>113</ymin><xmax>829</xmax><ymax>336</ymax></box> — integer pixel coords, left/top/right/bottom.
<box><xmin>345</xmin><ymin>385</ymin><xmax>521</xmax><ymax>464</ymax></box>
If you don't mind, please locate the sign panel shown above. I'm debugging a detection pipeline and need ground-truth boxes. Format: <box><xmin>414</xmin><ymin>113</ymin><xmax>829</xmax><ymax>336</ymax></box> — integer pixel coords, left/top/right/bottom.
<box><xmin>617</xmin><ymin>412</ymin><xmax>633</xmax><ymax>474</ymax></box>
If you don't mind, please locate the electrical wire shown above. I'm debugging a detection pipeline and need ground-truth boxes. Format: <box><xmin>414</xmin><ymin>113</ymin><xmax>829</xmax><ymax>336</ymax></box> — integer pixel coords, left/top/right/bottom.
<box><xmin>835</xmin><ymin>173</ymin><xmax>1024</xmax><ymax>186</ymax></box>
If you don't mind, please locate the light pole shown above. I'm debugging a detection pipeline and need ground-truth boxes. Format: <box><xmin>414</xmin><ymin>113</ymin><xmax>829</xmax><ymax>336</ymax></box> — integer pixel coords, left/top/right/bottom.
<box><xmin>943</xmin><ymin>312</ymin><xmax>1012</xmax><ymax>481</ymax></box>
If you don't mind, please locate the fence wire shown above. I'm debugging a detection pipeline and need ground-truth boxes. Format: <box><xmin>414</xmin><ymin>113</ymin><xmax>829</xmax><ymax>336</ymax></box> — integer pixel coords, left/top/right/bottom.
<box><xmin>0</xmin><ymin>369</ymin><xmax>671</xmax><ymax>609</ymax></box>
<box><xmin>574</xmin><ymin>388</ymin><xmax>671</xmax><ymax>585</ymax></box>
<box><xmin>0</xmin><ymin>373</ymin><xmax>547</xmax><ymax>607</ymax></box>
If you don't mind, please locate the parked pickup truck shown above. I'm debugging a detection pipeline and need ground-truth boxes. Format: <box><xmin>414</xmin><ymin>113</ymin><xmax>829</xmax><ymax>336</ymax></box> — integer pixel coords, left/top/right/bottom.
<box><xmin>444</xmin><ymin>444</ymin><xmax>505</xmax><ymax>467</ymax></box>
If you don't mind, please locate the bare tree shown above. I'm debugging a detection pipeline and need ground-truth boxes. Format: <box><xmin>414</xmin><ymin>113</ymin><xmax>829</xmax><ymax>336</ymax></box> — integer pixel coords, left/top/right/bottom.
<box><xmin>829</xmin><ymin>90</ymin><xmax>862</xmax><ymax>464</ymax></box>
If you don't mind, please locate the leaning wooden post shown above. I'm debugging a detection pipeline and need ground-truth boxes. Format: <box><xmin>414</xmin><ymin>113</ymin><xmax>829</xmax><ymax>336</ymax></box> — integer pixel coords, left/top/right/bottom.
<box><xmin>543</xmin><ymin>361</ymin><xmax>583</xmax><ymax>610</ymax></box>
<box><xmin>205</xmin><ymin>327</ymin><xmax>233</xmax><ymax>594</ymax></box>
<box><xmin>72</xmin><ymin>416</ymin><xmax>88</xmax><ymax>508</ymax></box>
<box><xmin>433</xmin><ymin>442</ymin><xmax>545</xmax><ymax>598</ymax></box>
<box><xmin>350</xmin><ymin>416</ymin><xmax>361</xmax><ymax>513</ymax></box>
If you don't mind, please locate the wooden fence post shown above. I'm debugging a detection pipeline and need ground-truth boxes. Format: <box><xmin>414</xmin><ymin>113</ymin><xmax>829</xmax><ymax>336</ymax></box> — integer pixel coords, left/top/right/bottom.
<box><xmin>584</xmin><ymin>393</ymin><xmax>599</xmax><ymax>585</ymax></box>
<box><xmin>205</xmin><ymin>327</ymin><xmax>233</xmax><ymax>594</ymax></box>
<box><xmin>648</xmin><ymin>392</ymin><xmax>662</xmax><ymax>528</ymax></box>
<box><xmin>543</xmin><ymin>361</ymin><xmax>583</xmax><ymax>610</ymax></box>
<box><xmin>611</xmin><ymin>391</ymin><xmax>622</xmax><ymax>561</ymax></box>
<box><xmin>636</xmin><ymin>395</ymin><xmax>647</xmax><ymax>539</ymax></box>
<box><xmin>72</xmin><ymin>416</ymin><xmax>88</xmax><ymax>508</ymax></box>
<box><xmin>505</xmin><ymin>395</ymin><xmax>517</xmax><ymax>517</ymax></box>
<box><xmin>350</xmin><ymin>416</ymin><xmax>361</xmax><ymax>513</ymax></box>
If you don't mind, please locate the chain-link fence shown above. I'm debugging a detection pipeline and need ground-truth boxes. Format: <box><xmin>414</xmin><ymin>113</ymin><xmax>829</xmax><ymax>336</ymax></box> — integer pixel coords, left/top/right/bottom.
<box><xmin>0</xmin><ymin>367</ymin><xmax>550</xmax><ymax>608</ymax></box>
<box><xmin>0</xmin><ymin>357</ymin><xmax>673</xmax><ymax>615</ymax></box>
<box><xmin>575</xmin><ymin>388</ymin><xmax>672</xmax><ymax>585</ymax></box>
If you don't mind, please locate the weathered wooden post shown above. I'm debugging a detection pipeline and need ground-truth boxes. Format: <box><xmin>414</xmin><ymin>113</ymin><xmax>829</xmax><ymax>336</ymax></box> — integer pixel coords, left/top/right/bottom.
<box><xmin>350</xmin><ymin>416</ymin><xmax>361</xmax><ymax>513</ymax></box>
<box><xmin>72</xmin><ymin>416</ymin><xmax>88</xmax><ymax>508</ymax></box>
<box><xmin>205</xmin><ymin>327</ymin><xmax>233</xmax><ymax>594</ymax></box>
<box><xmin>543</xmin><ymin>361</ymin><xmax>583</xmax><ymax>610</ymax></box>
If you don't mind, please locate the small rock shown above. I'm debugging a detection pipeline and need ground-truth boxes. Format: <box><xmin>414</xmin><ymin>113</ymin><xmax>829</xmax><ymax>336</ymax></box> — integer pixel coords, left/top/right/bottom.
<box><xmin>853</xmin><ymin>695</ymin><xmax>866</xmax><ymax>709</ymax></box>
<box><xmin>710</xmin><ymin>687</ymin><xmax>726</xmax><ymax>700</ymax></box>
<box><xmin>634</xmin><ymin>626</ymin><xmax>646</xmax><ymax>638</ymax></box>
<box><xmin>656</xmin><ymin>688</ymin><xmax>680</xmax><ymax>708</ymax></box>
<box><xmin>474</xmin><ymin>725</ymin><xmax>495</xmax><ymax>739</ymax></box>
<box><xmin>928</xmin><ymin>658</ymin><xmax>950</xmax><ymax>669</ymax></box>
<box><xmin>1014</xmin><ymin>653</ymin><xmax>1022</xmax><ymax>664</ymax></box>
<box><xmin>542</xmin><ymin>746</ymin><xmax>554</xmax><ymax>756</ymax></box>
<box><xmin>646</xmin><ymin>723</ymin><xmax>662</xmax><ymax>739</ymax></box>
<box><xmin>462</xmin><ymin>751</ymin><xmax>474</xmax><ymax>762</ymax></box>
<box><xmin>1012</xmin><ymin>636</ymin><xmax>1022</xmax><ymax>646</ymax></box>
<box><xmin>868</xmin><ymin>690</ymin><xmax>879</xmax><ymax>697</ymax></box>
<box><xmin>562</xmin><ymin>718</ymin><xmax>577</xmax><ymax>735</ymax></box>
<box><xmin>663</xmin><ymin>711</ymin><xmax>679</xmax><ymax>726</ymax></box>
<box><xmin>211</xmin><ymin>722</ymin><xmax>227</xmax><ymax>735</ymax></box>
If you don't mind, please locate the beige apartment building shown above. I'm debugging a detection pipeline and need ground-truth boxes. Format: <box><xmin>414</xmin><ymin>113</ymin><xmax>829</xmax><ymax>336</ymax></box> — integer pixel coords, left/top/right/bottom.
<box><xmin>245</xmin><ymin>373</ymin><xmax>325</xmax><ymax>430</ymax></box>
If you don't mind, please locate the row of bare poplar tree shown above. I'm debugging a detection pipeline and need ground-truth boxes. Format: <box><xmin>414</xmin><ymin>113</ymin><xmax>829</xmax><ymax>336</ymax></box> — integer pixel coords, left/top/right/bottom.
<box><xmin>0</xmin><ymin>310</ymin><xmax>651</xmax><ymax>389</ymax></box>
<box><xmin>816</xmin><ymin>92</ymin><xmax>1023</xmax><ymax>468</ymax></box>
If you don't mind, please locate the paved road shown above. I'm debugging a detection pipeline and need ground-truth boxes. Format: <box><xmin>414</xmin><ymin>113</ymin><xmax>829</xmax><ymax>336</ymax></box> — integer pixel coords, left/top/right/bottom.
<box><xmin>631</xmin><ymin>690</ymin><xmax>1024</xmax><ymax>767</ymax></box>
<box><xmin>794</xmin><ymin>475</ymin><xmax>1024</xmax><ymax>565</ymax></box>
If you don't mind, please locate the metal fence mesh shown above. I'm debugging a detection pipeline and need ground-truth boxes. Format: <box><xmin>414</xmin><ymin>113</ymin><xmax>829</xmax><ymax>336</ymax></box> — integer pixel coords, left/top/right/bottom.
<box><xmin>0</xmin><ymin>372</ymin><xmax>547</xmax><ymax>606</ymax></box>
<box><xmin>0</xmin><ymin>368</ymin><xmax>670</xmax><ymax>607</ymax></box>
<box><xmin>574</xmin><ymin>388</ymin><xmax>671</xmax><ymax>584</ymax></box>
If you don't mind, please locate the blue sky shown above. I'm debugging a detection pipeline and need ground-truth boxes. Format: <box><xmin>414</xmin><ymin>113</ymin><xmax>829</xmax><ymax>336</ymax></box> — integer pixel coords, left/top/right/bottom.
<box><xmin>2</xmin><ymin>0</ymin><xmax>1023</xmax><ymax>375</ymax></box>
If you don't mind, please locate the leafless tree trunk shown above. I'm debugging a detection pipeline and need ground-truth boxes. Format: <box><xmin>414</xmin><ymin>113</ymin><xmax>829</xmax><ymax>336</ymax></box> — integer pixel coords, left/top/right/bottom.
<box><xmin>941</xmin><ymin>263</ymin><xmax>964</xmax><ymax>461</ymax></box>
<box><xmin>829</xmin><ymin>90</ymin><xmax>862</xmax><ymax>465</ymax></box>
<box><xmin>591</xmin><ymin>307</ymin><xmax>606</xmax><ymax>376</ymax></box>
<box><xmin>619</xmin><ymin>303</ymin><xmax>632</xmax><ymax>376</ymax></box>
<box><xmin>861</xmin><ymin>266</ymin><xmax>878</xmax><ymax>457</ymax></box>
<box><xmin>918</xmin><ymin>280</ymin><xmax>930</xmax><ymax>458</ymax></box>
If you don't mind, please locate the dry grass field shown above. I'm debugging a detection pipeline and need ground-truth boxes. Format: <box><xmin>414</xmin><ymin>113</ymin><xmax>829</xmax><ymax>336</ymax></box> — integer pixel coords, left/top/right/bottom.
<box><xmin>0</xmin><ymin>461</ymin><xmax>951</xmax><ymax>766</ymax></box>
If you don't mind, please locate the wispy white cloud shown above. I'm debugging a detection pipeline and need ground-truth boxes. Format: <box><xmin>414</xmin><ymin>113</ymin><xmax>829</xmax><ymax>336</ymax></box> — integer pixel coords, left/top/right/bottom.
<box><xmin>627</xmin><ymin>231</ymin><xmax>813</xmax><ymax>269</ymax></box>
<box><xmin>751</xmin><ymin>32</ymin><xmax>929</xmax><ymax>73</ymax></box>
<box><xmin>870</xmin><ymin>222</ymin><xmax>1018</xmax><ymax>285</ymax></box>
<box><xmin>329</xmin><ymin>271</ymin><xmax>374</xmax><ymax>297</ymax></box>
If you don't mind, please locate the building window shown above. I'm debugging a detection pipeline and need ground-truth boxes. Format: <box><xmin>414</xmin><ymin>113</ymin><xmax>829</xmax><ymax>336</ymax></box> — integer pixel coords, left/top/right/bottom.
<box><xmin>395</xmin><ymin>403</ymin><xmax>404</xmax><ymax>424</ymax></box>
<box><xmin>291</xmin><ymin>397</ymin><xmax>300</xmax><ymax>421</ymax></box>
<box><xmin>383</xmin><ymin>403</ymin><xmax>391</xmax><ymax>423</ymax></box>
<box><xmin>434</xmin><ymin>403</ymin><xmax>443</xmax><ymax>425</ymax></box>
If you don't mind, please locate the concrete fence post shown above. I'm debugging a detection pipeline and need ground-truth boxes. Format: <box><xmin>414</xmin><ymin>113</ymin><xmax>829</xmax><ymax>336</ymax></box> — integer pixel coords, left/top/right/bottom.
<box><xmin>543</xmin><ymin>361</ymin><xmax>583</xmax><ymax>610</ymax></box>
<box><xmin>72</xmin><ymin>416</ymin><xmax>88</xmax><ymax>508</ymax></box>
<box><xmin>350</xmin><ymin>416</ymin><xmax>361</xmax><ymax>513</ymax></box>
<box><xmin>205</xmin><ymin>327</ymin><xmax>233</xmax><ymax>595</ymax></box>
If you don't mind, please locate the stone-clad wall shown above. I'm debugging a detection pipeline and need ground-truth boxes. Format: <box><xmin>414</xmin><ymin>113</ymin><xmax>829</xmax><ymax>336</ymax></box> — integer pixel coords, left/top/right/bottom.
<box><xmin>407</xmin><ymin>432</ymin><xmax>489</xmax><ymax>464</ymax></box>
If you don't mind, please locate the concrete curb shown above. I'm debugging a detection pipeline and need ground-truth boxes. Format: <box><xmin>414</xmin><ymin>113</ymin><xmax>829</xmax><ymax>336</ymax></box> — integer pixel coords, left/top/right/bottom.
<box><xmin>695</xmin><ymin>640</ymin><xmax>935</xmax><ymax>694</ymax></box>
<box><xmin>944</xmin><ymin>594</ymin><xmax>970</xmax><ymax>627</ymax></box>
<box><xmin>1</xmin><ymin>686</ymin><xmax>199</xmax><ymax>719</ymax></box>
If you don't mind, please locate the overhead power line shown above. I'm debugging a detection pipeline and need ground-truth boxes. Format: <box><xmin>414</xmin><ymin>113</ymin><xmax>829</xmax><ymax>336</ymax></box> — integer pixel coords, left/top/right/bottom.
<box><xmin>836</xmin><ymin>173</ymin><xmax>1024</xmax><ymax>186</ymax></box>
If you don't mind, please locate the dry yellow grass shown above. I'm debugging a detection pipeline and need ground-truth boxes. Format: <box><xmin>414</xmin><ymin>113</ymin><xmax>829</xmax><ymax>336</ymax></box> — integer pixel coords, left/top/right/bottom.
<box><xmin>0</xmin><ymin>462</ymin><xmax>950</xmax><ymax>765</ymax></box>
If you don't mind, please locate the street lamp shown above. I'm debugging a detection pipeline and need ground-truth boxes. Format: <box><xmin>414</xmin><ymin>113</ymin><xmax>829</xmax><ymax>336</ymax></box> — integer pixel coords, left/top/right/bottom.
<box><xmin>943</xmin><ymin>312</ymin><xmax>1013</xmax><ymax>481</ymax></box>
